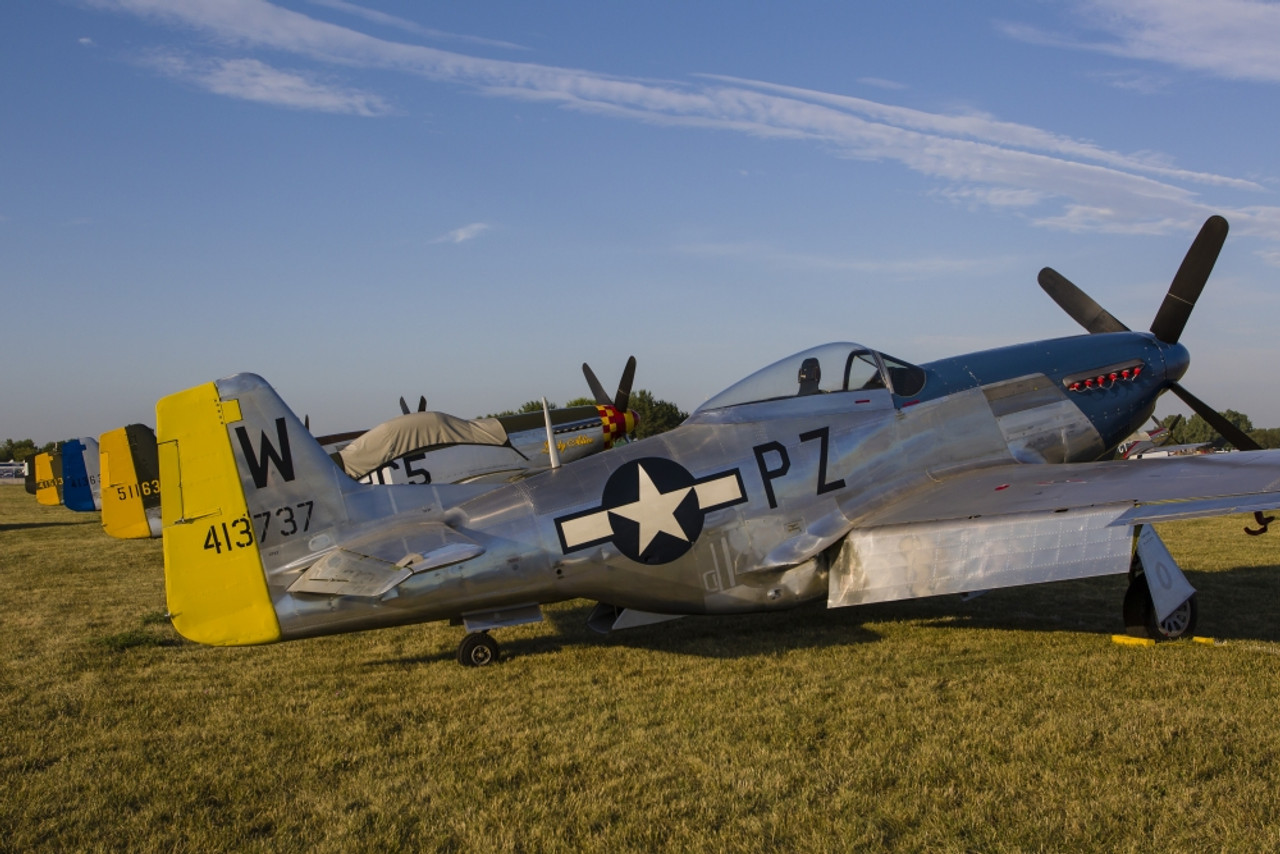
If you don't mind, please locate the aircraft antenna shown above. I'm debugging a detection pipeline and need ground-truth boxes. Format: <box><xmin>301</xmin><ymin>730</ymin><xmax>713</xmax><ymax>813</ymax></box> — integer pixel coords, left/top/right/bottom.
<box><xmin>543</xmin><ymin>398</ymin><xmax>561</xmax><ymax>469</ymax></box>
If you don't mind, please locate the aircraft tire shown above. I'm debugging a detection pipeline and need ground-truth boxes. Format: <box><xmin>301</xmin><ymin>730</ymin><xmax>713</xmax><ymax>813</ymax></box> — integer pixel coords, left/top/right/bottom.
<box><xmin>457</xmin><ymin>632</ymin><xmax>498</xmax><ymax>667</ymax></box>
<box><xmin>1123</xmin><ymin>573</ymin><xmax>1198</xmax><ymax>641</ymax></box>
<box><xmin>1122</xmin><ymin>576</ymin><xmax>1149</xmax><ymax>638</ymax></box>
<box><xmin>1147</xmin><ymin>593</ymin><xmax>1197</xmax><ymax>641</ymax></box>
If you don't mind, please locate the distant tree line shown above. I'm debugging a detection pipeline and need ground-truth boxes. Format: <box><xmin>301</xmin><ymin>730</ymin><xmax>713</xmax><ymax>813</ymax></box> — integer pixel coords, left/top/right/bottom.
<box><xmin>1157</xmin><ymin>411</ymin><xmax>1280</xmax><ymax>450</ymax></box>
<box><xmin>485</xmin><ymin>390</ymin><xmax>689</xmax><ymax>440</ymax></box>
<box><xmin>0</xmin><ymin>438</ymin><xmax>57</xmax><ymax>464</ymax></box>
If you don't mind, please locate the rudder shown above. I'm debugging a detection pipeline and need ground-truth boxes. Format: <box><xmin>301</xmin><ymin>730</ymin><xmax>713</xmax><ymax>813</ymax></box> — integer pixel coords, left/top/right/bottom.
<box><xmin>158</xmin><ymin>376</ymin><xmax>286</xmax><ymax>645</ymax></box>
<box><xmin>34</xmin><ymin>450</ymin><xmax>63</xmax><ymax>506</ymax></box>
<box><xmin>100</xmin><ymin>424</ymin><xmax>163</xmax><ymax>539</ymax></box>
<box><xmin>61</xmin><ymin>437</ymin><xmax>102</xmax><ymax>512</ymax></box>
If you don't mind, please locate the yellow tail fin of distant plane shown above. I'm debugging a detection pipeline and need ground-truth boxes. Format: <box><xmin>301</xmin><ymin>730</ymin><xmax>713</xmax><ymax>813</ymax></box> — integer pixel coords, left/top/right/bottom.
<box><xmin>33</xmin><ymin>450</ymin><xmax>62</xmax><ymax>506</ymax></box>
<box><xmin>100</xmin><ymin>424</ymin><xmax>163</xmax><ymax>539</ymax></box>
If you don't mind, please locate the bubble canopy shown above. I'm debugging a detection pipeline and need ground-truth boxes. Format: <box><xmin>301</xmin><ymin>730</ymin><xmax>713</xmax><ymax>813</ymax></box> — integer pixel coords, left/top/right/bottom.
<box><xmin>694</xmin><ymin>343</ymin><xmax>926</xmax><ymax>414</ymax></box>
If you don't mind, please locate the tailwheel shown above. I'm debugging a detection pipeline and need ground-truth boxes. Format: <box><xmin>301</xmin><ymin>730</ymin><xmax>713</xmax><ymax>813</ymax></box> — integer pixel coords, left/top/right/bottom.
<box><xmin>457</xmin><ymin>631</ymin><xmax>499</xmax><ymax>667</ymax></box>
<box><xmin>1123</xmin><ymin>572</ymin><xmax>1198</xmax><ymax>641</ymax></box>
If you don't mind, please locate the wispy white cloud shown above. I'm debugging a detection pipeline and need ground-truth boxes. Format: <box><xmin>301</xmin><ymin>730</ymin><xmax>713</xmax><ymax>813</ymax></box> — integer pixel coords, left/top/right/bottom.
<box><xmin>93</xmin><ymin>0</ymin><xmax>1280</xmax><ymax>239</ymax></box>
<box><xmin>702</xmin><ymin>75</ymin><xmax>1257</xmax><ymax>190</ymax></box>
<box><xmin>141</xmin><ymin>52</ymin><xmax>393</xmax><ymax>115</ymax></box>
<box><xmin>1004</xmin><ymin>0</ymin><xmax>1280</xmax><ymax>84</ymax></box>
<box><xmin>79</xmin><ymin>37</ymin><xmax>95</xmax><ymax>46</ymax></box>
<box><xmin>936</xmin><ymin>186</ymin><xmax>1048</xmax><ymax>209</ymax></box>
<box><xmin>1027</xmin><ymin>205</ymin><xmax>1195</xmax><ymax>236</ymax></box>
<box><xmin>307</xmin><ymin>0</ymin><xmax>528</xmax><ymax>51</ymax></box>
<box><xmin>432</xmin><ymin>223</ymin><xmax>490</xmax><ymax>244</ymax></box>
<box><xmin>1087</xmin><ymin>69</ymin><xmax>1171</xmax><ymax>95</ymax></box>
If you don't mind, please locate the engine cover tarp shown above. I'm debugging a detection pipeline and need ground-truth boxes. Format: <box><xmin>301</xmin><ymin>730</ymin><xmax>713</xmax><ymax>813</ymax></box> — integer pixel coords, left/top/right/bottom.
<box><xmin>337</xmin><ymin>412</ymin><xmax>510</xmax><ymax>478</ymax></box>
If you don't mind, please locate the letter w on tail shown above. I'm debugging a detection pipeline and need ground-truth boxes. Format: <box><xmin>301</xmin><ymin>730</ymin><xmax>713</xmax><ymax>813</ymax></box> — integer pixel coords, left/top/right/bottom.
<box><xmin>235</xmin><ymin>417</ymin><xmax>295</xmax><ymax>488</ymax></box>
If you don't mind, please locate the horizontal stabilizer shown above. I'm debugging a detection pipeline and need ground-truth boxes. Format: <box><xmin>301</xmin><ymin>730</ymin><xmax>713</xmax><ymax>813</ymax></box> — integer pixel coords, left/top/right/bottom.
<box><xmin>289</xmin><ymin>522</ymin><xmax>484</xmax><ymax>598</ymax></box>
<box><xmin>289</xmin><ymin>551</ymin><xmax>412</xmax><ymax>597</ymax></box>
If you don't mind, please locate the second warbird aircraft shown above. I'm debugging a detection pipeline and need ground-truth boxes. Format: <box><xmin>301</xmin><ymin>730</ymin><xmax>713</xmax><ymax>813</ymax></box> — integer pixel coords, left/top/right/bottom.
<box><xmin>97</xmin><ymin>362</ymin><xmax>639</xmax><ymax>540</ymax></box>
<box><xmin>157</xmin><ymin>216</ymin><xmax>1280</xmax><ymax>665</ymax></box>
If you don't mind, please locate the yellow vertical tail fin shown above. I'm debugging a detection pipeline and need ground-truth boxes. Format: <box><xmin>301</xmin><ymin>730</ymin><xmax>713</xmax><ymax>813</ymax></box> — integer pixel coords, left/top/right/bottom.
<box><xmin>100</xmin><ymin>424</ymin><xmax>163</xmax><ymax>539</ymax></box>
<box><xmin>157</xmin><ymin>380</ymin><xmax>281</xmax><ymax>645</ymax></box>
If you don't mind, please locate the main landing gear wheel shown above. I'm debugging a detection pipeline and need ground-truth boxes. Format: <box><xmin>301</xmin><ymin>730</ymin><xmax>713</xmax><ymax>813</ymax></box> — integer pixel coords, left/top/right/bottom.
<box><xmin>1123</xmin><ymin>572</ymin><xmax>1198</xmax><ymax>641</ymax></box>
<box><xmin>457</xmin><ymin>632</ymin><xmax>499</xmax><ymax>667</ymax></box>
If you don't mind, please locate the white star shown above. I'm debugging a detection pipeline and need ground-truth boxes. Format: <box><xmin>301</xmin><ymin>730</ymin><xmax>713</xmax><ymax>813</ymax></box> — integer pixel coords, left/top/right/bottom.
<box><xmin>608</xmin><ymin>464</ymin><xmax>693</xmax><ymax>553</ymax></box>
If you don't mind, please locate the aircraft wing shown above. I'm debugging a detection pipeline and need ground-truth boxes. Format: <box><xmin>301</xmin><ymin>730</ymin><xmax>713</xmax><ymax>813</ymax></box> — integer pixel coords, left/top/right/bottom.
<box><xmin>827</xmin><ymin>450</ymin><xmax>1280</xmax><ymax>610</ymax></box>
<box><xmin>859</xmin><ymin>450</ymin><xmax>1280</xmax><ymax>528</ymax></box>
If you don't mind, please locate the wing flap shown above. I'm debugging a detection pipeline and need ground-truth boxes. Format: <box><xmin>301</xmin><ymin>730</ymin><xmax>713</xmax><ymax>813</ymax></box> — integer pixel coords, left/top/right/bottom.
<box><xmin>829</xmin><ymin>505</ymin><xmax>1132</xmax><ymax>608</ymax></box>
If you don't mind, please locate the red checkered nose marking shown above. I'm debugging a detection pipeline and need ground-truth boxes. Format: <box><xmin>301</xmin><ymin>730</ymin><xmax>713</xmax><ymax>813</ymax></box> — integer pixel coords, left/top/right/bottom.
<box><xmin>597</xmin><ymin>406</ymin><xmax>640</xmax><ymax>447</ymax></box>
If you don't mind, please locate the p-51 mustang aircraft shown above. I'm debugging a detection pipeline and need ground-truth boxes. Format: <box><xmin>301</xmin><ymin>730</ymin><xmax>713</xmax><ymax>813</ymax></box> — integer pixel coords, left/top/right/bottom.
<box><xmin>157</xmin><ymin>216</ymin><xmax>1280</xmax><ymax>666</ymax></box>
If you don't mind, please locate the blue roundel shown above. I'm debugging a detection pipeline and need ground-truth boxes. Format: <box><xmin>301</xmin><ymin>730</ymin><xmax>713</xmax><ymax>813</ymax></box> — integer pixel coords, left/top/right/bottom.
<box><xmin>601</xmin><ymin>458</ymin><xmax>704</xmax><ymax>564</ymax></box>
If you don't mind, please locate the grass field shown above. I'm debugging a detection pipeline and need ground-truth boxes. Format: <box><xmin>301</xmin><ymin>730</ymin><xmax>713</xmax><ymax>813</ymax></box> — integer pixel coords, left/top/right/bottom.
<box><xmin>4</xmin><ymin>484</ymin><xmax>1280</xmax><ymax>852</ymax></box>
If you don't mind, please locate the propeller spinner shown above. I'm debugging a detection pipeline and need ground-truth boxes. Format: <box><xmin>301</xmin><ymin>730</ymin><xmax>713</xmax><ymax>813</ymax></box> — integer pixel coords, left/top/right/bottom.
<box><xmin>582</xmin><ymin>356</ymin><xmax>640</xmax><ymax>446</ymax></box>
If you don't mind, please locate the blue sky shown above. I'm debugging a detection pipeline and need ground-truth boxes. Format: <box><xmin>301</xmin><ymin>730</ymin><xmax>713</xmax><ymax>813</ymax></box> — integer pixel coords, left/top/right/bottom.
<box><xmin>4</xmin><ymin>0</ymin><xmax>1280</xmax><ymax>443</ymax></box>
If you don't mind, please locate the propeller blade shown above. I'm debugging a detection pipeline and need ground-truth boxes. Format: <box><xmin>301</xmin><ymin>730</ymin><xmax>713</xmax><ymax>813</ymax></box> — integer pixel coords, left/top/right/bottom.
<box><xmin>399</xmin><ymin>397</ymin><xmax>410</xmax><ymax>415</ymax></box>
<box><xmin>614</xmin><ymin>355</ymin><xmax>636</xmax><ymax>411</ymax></box>
<box><xmin>1150</xmin><ymin>215</ymin><xmax>1229</xmax><ymax>344</ymax></box>
<box><xmin>1168</xmin><ymin>381</ymin><xmax>1260</xmax><ymax>451</ymax></box>
<box><xmin>418</xmin><ymin>396</ymin><xmax>428</xmax><ymax>413</ymax></box>
<box><xmin>1038</xmin><ymin>267</ymin><xmax>1129</xmax><ymax>334</ymax></box>
<box><xmin>583</xmin><ymin>362</ymin><xmax>612</xmax><ymax>408</ymax></box>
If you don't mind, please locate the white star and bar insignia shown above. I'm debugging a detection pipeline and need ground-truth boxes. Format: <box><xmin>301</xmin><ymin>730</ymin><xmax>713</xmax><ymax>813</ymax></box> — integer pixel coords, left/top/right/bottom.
<box><xmin>556</xmin><ymin>457</ymin><xmax>747</xmax><ymax>564</ymax></box>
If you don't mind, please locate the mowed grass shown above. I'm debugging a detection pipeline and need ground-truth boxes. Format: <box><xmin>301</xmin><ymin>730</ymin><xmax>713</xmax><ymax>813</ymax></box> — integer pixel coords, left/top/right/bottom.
<box><xmin>5</xmin><ymin>486</ymin><xmax>1280</xmax><ymax>852</ymax></box>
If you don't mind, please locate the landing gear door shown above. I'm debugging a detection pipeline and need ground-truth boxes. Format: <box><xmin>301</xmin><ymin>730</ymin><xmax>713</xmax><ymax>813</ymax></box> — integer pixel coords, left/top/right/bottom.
<box><xmin>1136</xmin><ymin>525</ymin><xmax>1196</xmax><ymax>623</ymax></box>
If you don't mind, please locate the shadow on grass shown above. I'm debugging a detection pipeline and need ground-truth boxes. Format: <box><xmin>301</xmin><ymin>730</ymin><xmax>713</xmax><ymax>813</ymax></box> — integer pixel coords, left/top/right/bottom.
<box><xmin>366</xmin><ymin>563</ymin><xmax>1280</xmax><ymax>665</ymax></box>
<box><xmin>0</xmin><ymin>521</ymin><xmax>82</xmax><ymax>532</ymax></box>
<box><xmin>369</xmin><ymin>601</ymin><xmax>887</xmax><ymax>667</ymax></box>
<box><xmin>861</xmin><ymin>565</ymin><xmax>1280</xmax><ymax>645</ymax></box>
<box><xmin>95</xmin><ymin>629</ymin><xmax>184</xmax><ymax>652</ymax></box>
<box><xmin>93</xmin><ymin>611</ymin><xmax>184</xmax><ymax>652</ymax></box>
